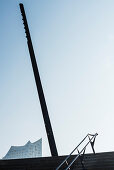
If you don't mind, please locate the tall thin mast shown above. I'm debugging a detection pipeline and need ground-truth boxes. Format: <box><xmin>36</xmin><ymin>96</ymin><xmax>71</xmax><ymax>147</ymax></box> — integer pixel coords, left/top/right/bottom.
<box><xmin>19</xmin><ymin>3</ymin><xmax>58</xmax><ymax>156</ymax></box>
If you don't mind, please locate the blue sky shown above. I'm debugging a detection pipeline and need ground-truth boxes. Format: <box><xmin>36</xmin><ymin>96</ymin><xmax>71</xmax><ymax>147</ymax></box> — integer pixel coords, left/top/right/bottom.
<box><xmin>1</xmin><ymin>0</ymin><xmax>114</xmax><ymax>158</ymax></box>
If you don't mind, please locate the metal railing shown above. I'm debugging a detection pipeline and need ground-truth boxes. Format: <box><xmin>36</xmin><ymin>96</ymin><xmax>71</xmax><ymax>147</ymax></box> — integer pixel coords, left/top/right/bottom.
<box><xmin>56</xmin><ymin>133</ymin><xmax>98</xmax><ymax>170</ymax></box>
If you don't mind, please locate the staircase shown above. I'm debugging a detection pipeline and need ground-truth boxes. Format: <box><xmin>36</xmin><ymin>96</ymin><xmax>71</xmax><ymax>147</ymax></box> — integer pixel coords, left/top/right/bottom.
<box><xmin>0</xmin><ymin>152</ymin><xmax>114</xmax><ymax>170</ymax></box>
<box><xmin>1</xmin><ymin>134</ymin><xmax>114</xmax><ymax>170</ymax></box>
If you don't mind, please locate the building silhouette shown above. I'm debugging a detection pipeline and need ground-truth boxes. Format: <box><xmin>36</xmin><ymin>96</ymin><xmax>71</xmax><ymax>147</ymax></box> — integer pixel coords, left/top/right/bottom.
<box><xmin>3</xmin><ymin>139</ymin><xmax>42</xmax><ymax>159</ymax></box>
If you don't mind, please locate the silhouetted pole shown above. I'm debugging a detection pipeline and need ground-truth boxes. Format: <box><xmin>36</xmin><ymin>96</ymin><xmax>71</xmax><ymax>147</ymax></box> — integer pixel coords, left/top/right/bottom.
<box><xmin>19</xmin><ymin>3</ymin><xmax>58</xmax><ymax>156</ymax></box>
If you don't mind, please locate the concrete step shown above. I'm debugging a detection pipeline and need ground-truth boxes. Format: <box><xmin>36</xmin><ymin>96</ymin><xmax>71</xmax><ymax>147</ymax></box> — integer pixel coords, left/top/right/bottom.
<box><xmin>0</xmin><ymin>151</ymin><xmax>114</xmax><ymax>170</ymax></box>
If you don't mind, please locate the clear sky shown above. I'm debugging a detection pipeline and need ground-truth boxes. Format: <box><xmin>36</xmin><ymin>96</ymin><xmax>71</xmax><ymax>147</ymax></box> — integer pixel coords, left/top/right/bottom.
<box><xmin>1</xmin><ymin>0</ymin><xmax>114</xmax><ymax>158</ymax></box>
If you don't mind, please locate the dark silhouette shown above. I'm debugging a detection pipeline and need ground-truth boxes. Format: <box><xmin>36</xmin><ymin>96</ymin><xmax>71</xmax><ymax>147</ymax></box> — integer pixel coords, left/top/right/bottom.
<box><xmin>19</xmin><ymin>3</ymin><xmax>58</xmax><ymax>157</ymax></box>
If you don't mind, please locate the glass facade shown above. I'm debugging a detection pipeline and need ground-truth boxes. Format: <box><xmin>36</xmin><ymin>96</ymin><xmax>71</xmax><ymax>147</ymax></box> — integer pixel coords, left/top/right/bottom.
<box><xmin>3</xmin><ymin>139</ymin><xmax>42</xmax><ymax>159</ymax></box>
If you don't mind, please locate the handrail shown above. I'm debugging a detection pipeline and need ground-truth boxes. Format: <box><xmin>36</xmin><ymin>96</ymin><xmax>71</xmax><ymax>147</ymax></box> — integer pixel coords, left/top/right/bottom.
<box><xmin>56</xmin><ymin>133</ymin><xmax>98</xmax><ymax>170</ymax></box>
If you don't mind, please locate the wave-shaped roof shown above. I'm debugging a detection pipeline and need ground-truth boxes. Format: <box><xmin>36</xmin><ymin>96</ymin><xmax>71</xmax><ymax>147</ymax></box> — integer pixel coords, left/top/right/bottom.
<box><xmin>3</xmin><ymin>138</ymin><xmax>42</xmax><ymax>159</ymax></box>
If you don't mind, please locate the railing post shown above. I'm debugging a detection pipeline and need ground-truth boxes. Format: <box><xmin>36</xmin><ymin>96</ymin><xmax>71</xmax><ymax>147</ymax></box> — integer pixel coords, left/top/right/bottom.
<box><xmin>56</xmin><ymin>133</ymin><xmax>98</xmax><ymax>170</ymax></box>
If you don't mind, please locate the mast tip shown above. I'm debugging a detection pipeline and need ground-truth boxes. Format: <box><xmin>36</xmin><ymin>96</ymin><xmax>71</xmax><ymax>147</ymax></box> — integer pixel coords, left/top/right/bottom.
<box><xmin>19</xmin><ymin>3</ymin><xmax>23</xmax><ymax>7</ymax></box>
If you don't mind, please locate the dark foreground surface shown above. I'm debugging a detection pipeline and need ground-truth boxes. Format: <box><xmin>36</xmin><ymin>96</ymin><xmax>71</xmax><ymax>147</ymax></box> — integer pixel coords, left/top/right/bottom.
<box><xmin>0</xmin><ymin>151</ymin><xmax>114</xmax><ymax>170</ymax></box>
